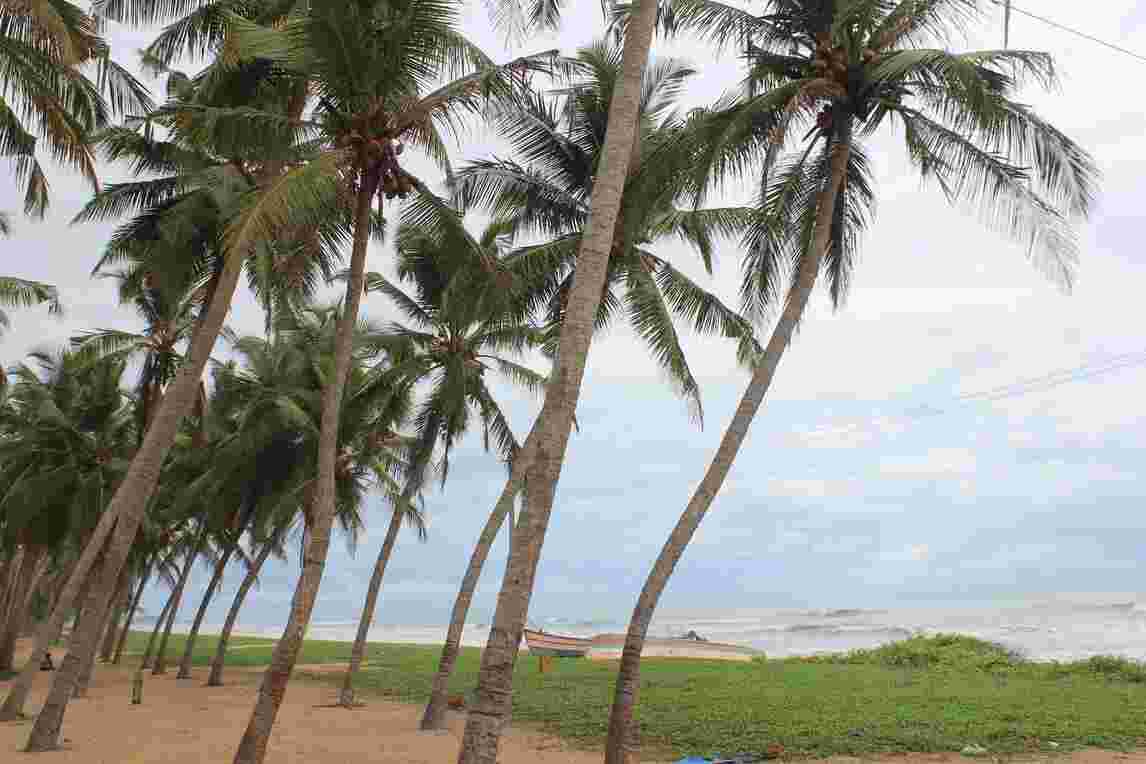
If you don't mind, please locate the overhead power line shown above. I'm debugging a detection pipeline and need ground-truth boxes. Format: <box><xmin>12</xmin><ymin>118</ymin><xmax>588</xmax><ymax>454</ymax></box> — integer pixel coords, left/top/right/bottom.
<box><xmin>991</xmin><ymin>0</ymin><xmax>1146</xmax><ymax>64</ymax></box>
<box><xmin>800</xmin><ymin>350</ymin><xmax>1146</xmax><ymax>443</ymax></box>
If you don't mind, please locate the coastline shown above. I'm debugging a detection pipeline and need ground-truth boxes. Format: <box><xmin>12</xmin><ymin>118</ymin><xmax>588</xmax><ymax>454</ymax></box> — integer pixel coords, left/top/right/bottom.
<box><xmin>6</xmin><ymin>633</ymin><xmax>1146</xmax><ymax>762</ymax></box>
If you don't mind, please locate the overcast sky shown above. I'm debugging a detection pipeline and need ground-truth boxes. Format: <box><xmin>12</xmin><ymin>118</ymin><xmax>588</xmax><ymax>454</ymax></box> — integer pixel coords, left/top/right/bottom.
<box><xmin>2</xmin><ymin>2</ymin><xmax>1144</xmax><ymax>628</ymax></box>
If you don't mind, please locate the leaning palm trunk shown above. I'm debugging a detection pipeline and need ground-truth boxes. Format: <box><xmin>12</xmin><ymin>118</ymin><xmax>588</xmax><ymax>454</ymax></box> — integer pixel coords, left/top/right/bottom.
<box><xmin>140</xmin><ymin>586</ymin><xmax>178</xmax><ymax>669</ymax></box>
<box><xmin>99</xmin><ymin>574</ymin><xmax>133</xmax><ymax>662</ymax></box>
<box><xmin>456</xmin><ymin>3</ymin><xmax>658</xmax><ymax>762</ymax></box>
<box><xmin>177</xmin><ymin>538</ymin><xmax>239</xmax><ymax>679</ymax></box>
<box><xmin>113</xmin><ymin>563</ymin><xmax>152</xmax><ymax>665</ymax></box>
<box><xmin>0</xmin><ymin>548</ymin><xmax>46</xmax><ymax>672</ymax></box>
<box><xmin>0</xmin><ymin>541</ymin><xmax>100</xmax><ymax>721</ymax></box>
<box><xmin>232</xmin><ymin>171</ymin><xmax>380</xmax><ymax>764</ymax></box>
<box><xmin>207</xmin><ymin>541</ymin><xmax>274</xmax><ymax>687</ymax></box>
<box><xmin>0</xmin><ymin>547</ymin><xmax>24</xmax><ymax>642</ymax></box>
<box><xmin>153</xmin><ymin>529</ymin><xmax>206</xmax><ymax>676</ymax></box>
<box><xmin>21</xmin><ymin>243</ymin><xmax>248</xmax><ymax>750</ymax></box>
<box><xmin>76</xmin><ymin>563</ymin><xmax>132</xmax><ymax>698</ymax></box>
<box><xmin>420</xmin><ymin>446</ymin><xmax>532</xmax><ymax>730</ymax></box>
<box><xmin>603</xmin><ymin>140</ymin><xmax>852</xmax><ymax>764</ymax></box>
<box><xmin>338</xmin><ymin>509</ymin><xmax>404</xmax><ymax>706</ymax></box>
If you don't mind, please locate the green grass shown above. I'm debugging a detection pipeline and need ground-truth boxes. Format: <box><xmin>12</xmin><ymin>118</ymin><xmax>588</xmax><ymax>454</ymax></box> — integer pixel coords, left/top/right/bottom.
<box><xmin>123</xmin><ymin>632</ymin><xmax>1146</xmax><ymax>759</ymax></box>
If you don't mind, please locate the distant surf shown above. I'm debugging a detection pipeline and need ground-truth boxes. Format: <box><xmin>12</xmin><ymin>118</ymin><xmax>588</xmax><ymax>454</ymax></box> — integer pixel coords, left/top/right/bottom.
<box><xmin>199</xmin><ymin>593</ymin><xmax>1146</xmax><ymax>662</ymax></box>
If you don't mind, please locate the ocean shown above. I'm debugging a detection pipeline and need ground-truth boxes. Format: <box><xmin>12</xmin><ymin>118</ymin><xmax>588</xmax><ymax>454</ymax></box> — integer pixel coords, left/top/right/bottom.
<box><xmin>226</xmin><ymin>593</ymin><xmax>1146</xmax><ymax>662</ymax></box>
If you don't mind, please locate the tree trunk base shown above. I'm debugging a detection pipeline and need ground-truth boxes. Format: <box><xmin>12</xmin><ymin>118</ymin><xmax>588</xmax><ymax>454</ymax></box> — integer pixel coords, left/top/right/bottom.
<box><xmin>419</xmin><ymin>697</ymin><xmax>448</xmax><ymax>731</ymax></box>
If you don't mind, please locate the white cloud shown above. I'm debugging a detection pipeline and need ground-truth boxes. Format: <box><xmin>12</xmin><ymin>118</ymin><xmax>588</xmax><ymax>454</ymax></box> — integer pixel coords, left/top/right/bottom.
<box><xmin>879</xmin><ymin>448</ymin><xmax>978</xmax><ymax>479</ymax></box>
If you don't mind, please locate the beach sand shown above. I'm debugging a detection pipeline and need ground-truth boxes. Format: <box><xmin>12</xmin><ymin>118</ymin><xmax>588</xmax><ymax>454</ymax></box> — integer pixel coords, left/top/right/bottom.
<box><xmin>3</xmin><ymin>639</ymin><xmax>1145</xmax><ymax>764</ymax></box>
<box><xmin>0</xmin><ymin>639</ymin><xmax>599</xmax><ymax>764</ymax></box>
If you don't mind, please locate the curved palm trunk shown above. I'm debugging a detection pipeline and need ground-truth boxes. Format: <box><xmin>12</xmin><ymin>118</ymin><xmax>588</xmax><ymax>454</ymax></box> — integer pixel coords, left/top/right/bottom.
<box><xmin>337</xmin><ymin>509</ymin><xmax>404</xmax><ymax>706</ymax></box>
<box><xmin>113</xmin><ymin>563</ymin><xmax>152</xmax><ymax>665</ymax></box>
<box><xmin>207</xmin><ymin>541</ymin><xmax>274</xmax><ymax>687</ymax></box>
<box><xmin>177</xmin><ymin>538</ymin><xmax>238</xmax><ymax>679</ymax></box>
<box><xmin>20</xmin><ymin>240</ymin><xmax>247</xmax><ymax>750</ymax></box>
<box><xmin>456</xmin><ymin>3</ymin><xmax>659</xmax><ymax>762</ymax></box>
<box><xmin>140</xmin><ymin>586</ymin><xmax>178</xmax><ymax>670</ymax></box>
<box><xmin>232</xmin><ymin>170</ymin><xmax>380</xmax><ymax>764</ymax></box>
<box><xmin>0</xmin><ymin>542</ymin><xmax>99</xmax><ymax>722</ymax></box>
<box><xmin>153</xmin><ymin>529</ymin><xmax>206</xmax><ymax>676</ymax></box>
<box><xmin>0</xmin><ymin>548</ymin><xmax>24</xmax><ymax>639</ymax></box>
<box><xmin>0</xmin><ymin>548</ymin><xmax>46</xmax><ymax>672</ymax></box>
<box><xmin>76</xmin><ymin>563</ymin><xmax>132</xmax><ymax>698</ymax></box>
<box><xmin>603</xmin><ymin>139</ymin><xmax>852</xmax><ymax>764</ymax></box>
<box><xmin>420</xmin><ymin>458</ymin><xmax>530</xmax><ymax>730</ymax></box>
<box><xmin>99</xmin><ymin>574</ymin><xmax>133</xmax><ymax>663</ymax></box>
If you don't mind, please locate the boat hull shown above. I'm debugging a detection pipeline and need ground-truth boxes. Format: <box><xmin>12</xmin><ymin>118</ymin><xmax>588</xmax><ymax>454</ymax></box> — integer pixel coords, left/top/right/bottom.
<box><xmin>523</xmin><ymin>628</ymin><xmax>591</xmax><ymax>658</ymax></box>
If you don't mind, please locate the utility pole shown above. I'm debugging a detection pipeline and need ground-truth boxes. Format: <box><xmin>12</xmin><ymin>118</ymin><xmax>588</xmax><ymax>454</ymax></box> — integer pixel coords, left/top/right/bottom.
<box><xmin>1003</xmin><ymin>0</ymin><xmax>1013</xmax><ymax>48</ymax></box>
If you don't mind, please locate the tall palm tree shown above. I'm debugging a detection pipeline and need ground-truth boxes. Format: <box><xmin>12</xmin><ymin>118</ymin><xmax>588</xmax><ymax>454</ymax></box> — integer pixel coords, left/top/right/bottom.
<box><xmin>14</xmin><ymin>35</ymin><xmax>324</xmax><ymax>745</ymax></box>
<box><xmin>179</xmin><ymin>305</ymin><xmax>415</xmax><ymax>688</ymax></box>
<box><xmin>0</xmin><ymin>0</ymin><xmax>151</xmax><ymax>220</ymax></box>
<box><xmin>0</xmin><ymin>350</ymin><xmax>134</xmax><ymax>672</ymax></box>
<box><xmin>422</xmin><ymin>42</ymin><xmax>761</xmax><ymax>729</ymax></box>
<box><xmin>337</xmin><ymin>216</ymin><xmax>549</xmax><ymax>708</ymax></box>
<box><xmin>71</xmin><ymin>269</ymin><xmax>200</xmax><ymax>443</ymax></box>
<box><xmin>215</xmin><ymin>5</ymin><xmax>556</xmax><ymax>759</ymax></box>
<box><xmin>601</xmin><ymin>2</ymin><xmax>1099</xmax><ymax>761</ymax></box>
<box><xmin>455</xmin><ymin>2</ymin><xmax>665</xmax><ymax>759</ymax></box>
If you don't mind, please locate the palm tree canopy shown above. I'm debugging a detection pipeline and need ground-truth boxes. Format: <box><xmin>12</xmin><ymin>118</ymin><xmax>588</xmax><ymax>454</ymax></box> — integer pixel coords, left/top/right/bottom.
<box><xmin>361</xmin><ymin>213</ymin><xmax>550</xmax><ymax>495</ymax></box>
<box><xmin>452</xmin><ymin>39</ymin><xmax>764</xmax><ymax>423</ymax></box>
<box><xmin>0</xmin><ymin>275</ymin><xmax>61</xmax><ymax>334</ymax></box>
<box><xmin>0</xmin><ymin>0</ymin><xmax>152</xmax><ymax>218</ymax></box>
<box><xmin>646</xmin><ymin>0</ymin><xmax>1098</xmax><ymax>315</ymax></box>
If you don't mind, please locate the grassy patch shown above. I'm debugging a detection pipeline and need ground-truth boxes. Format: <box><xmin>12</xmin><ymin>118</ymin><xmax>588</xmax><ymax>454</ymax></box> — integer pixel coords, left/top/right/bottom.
<box><xmin>123</xmin><ymin>632</ymin><xmax>1146</xmax><ymax>759</ymax></box>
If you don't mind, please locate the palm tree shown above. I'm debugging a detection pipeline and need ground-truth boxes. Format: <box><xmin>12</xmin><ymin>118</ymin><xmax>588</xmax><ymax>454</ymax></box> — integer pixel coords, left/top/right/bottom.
<box><xmin>601</xmin><ymin>2</ymin><xmax>1099</xmax><ymax>760</ymax></box>
<box><xmin>215</xmin><ymin>5</ymin><xmax>556</xmax><ymax>759</ymax></box>
<box><xmin>72</xmin><ymin>270</ymin><xmax>200</xmax><ymax>442</ymax></box>
<box><xmin>422</xmin><ymin>43</ymin><xmax>761</xmax><ymax>728</ymax></box>
<box><xmin>454</xmin><ymin>2</ymin><xmax>666</xmax><ymax>759</ymax></box>
<box><xmin>0</xmin><ymin>0</ymin><xmax>151</xmax><ymax>220</ymax></box>
<box><xmin>0</xmin><ymin>276</ymin><xmax>61</xmax><ymax>337</ymax></box>
<box><xmin>337</xmin><ymin>217</ymin><xmax>549</xmax><ymax>708</ymax></box>
<box><xmin>0</xmin><ymin>350</ymin><xmax>134</xmax><ymax>673</ymax></box>
<box><xmin>13</xmin><ymin>18</ymin><xmax>327</xmax><ymax>743</ymax></box>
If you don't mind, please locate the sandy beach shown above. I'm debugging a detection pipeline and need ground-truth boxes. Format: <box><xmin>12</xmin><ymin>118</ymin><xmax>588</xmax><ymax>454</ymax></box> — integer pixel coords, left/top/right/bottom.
<box><xmin>3</xmin><ymin>638</ymin><xmax>1145</xmax><ymax>764</ymax></box>
<box><xmin>0</xmin><ymin>639</ymin><xmax>602</xmax><ymax>763</ymax></box>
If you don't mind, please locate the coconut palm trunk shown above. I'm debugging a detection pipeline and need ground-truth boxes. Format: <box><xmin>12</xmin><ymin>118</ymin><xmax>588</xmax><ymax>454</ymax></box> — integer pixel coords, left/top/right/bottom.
<box><xmin>99</xmin><ymin>574</ymin><xmax>133</xmax><ymax>662</ymax></box>
<box><xmin>603</xmin><ymin>139</ymin><xmax>852</xmax><ymax>764</ymax></box>
<box><xmin>153</xmin><ymin>527</ymin><xmax>207</xmax><ymax>676</ymax></box>
<box><xmin>456</xmin><ymin>3</ymin><xmax>658</xmax><ymax>761</ymax></box>
<box><xmin>0</xmin><ymin>548</ymin><xmax>45</xmax><ymax>671</ymax></box>
<box><xmin>76</xmin><ymin>563</ymin><xmax>132</xmax><ymax>698</ymax></box>
<box><xmin>420</xmin><ymin>450</ymin><xmax>531</xmax><ymax>730</ymax></box>
<box><xmin>337</xmin><ymin>508</ymin><xmax>403</xmax><ymax>706</ymax></box>
<box><xmin>113</xmin><ymin>563</ymin><xmax>152</xmax><ymax>664</ymax></box>
<box><xmin>207</xmin><ymin>541</ymin><xmax>273</xmax><ymax>687</ymax></box>
<box><xmin>20</xmin><ymin>243</ymin><xmax>247</xmax><ymax>750</ymax></box>
<box><xmin>0</xmin><ymin>538</ymin><xmax>101</xmax><ymax>722</ymax></box>
<box><xmin>232</xmin><ymin>169</ymin><xmax>380</xmax><ymax>764</ymax></box>
<box><xmin>0</xmin><ymin>547</ymin><xmax>23</xmax><ymax>634</ymax></box>
<box><xmin>177</xmin><ymin>537</ymin><xmax>239</xmax><ymax>679</ymax></box>
<box><xmin>140</xmin><ymin>585</ymin><xmax>178</xmax><ymax>670</ymax></box>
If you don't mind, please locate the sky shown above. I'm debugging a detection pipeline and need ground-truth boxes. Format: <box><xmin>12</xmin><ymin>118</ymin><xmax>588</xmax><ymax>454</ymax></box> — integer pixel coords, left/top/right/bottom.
<box><xmin>1</xmin><ymin>1</ymin><xmax>1144</xmax><ymax>630</ymax></box>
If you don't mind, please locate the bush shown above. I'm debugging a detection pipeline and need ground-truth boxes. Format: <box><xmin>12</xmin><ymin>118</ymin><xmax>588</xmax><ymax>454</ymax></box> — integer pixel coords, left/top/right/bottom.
<box><xmin>1085</xmin><ymin>655</ymin><xmax>1146</xmax><ymax>683</ymax></box>
<box><xmin>827</xmin><ymin>634</ymin><xmax>1025</xmax><ymax>671</ymax></box>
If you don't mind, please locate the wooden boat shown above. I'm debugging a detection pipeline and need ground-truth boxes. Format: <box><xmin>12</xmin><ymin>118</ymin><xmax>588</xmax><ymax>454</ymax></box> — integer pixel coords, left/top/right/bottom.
<box><xmin>522</xmin><ymin>628</ymin><xmax>592</xmax><ymax>658</ymax></box>
<box><xmin>588</xmin><ymin>634</ymin><xmax>760</xmax><ymax>662</ymax></box>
